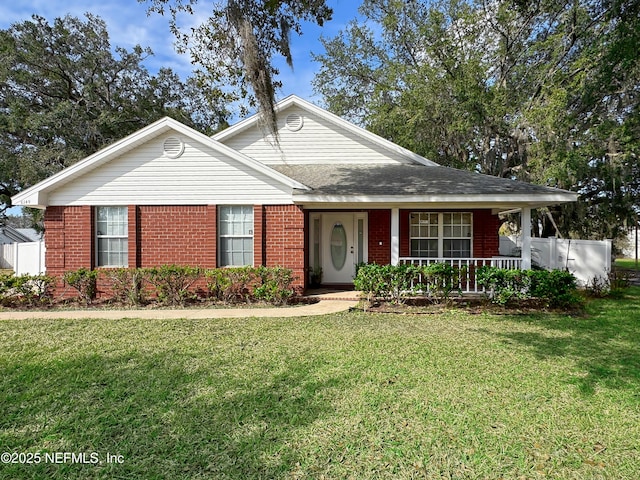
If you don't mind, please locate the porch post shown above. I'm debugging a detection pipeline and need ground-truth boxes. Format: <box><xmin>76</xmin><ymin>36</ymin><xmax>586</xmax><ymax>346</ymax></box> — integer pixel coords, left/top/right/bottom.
<box><xmin>391</xmin><ymin>207</ymin><xmax>400</xmax><ymax>266</ymax></box>
<box><xmin>521</xmin><ymin>207</ymin><xmax>532</xmax><ymax>270</ymax></box>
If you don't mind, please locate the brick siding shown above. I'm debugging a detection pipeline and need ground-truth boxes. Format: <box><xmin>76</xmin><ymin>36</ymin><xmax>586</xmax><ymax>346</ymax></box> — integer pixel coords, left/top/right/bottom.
<box><xmin>264</xmin><ymin>205</ymin><xmax>305</xmax><ymax>291</ymax></box>
<box><xmin>44</xmin><ymin>204</ymin><xmax>305</xmax><ymax>297</ymax></box>
<box><xmin>367</xmin><ymin>209</ymin><xmax>391</xmax><ymax>264</ymax></box>
<box><xmin>137</xmin><ymin>205</ymin><xmax>216</xmax><ymax>268</ymax></box>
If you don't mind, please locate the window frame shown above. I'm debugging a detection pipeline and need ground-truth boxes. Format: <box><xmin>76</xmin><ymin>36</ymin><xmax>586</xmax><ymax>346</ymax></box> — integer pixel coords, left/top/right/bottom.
<box><xmin>409</xmin><ymin>211</ymin><xmax>473</xmax><ymax>258</ymax></box>
<box><xmin>95</xmin><ymin>206</ymin><xmax>128</xmax><ymax>268</ymax></box>
<box><xmin>218</xmin><ymin>205</ymin><xmax>254</xmax><ymax>267</ymax></box>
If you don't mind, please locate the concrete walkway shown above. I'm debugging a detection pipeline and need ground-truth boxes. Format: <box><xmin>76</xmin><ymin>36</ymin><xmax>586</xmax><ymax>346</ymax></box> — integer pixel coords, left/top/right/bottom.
<box><xmin>0</xmin><ymin>291</ymin><xmax>361</xmax><ymax>321</ymax></box>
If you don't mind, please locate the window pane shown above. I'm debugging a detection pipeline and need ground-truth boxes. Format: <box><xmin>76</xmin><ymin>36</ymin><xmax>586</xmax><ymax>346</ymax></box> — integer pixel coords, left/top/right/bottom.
<box><xmin>357</xmin><ymin>219</ymin><xmax>364</xmax><ymax>264</ymax></box>
<box><xmin>410</xmin><ymin>239</ymin><xmax>438</xmax><ymax>257</ymax></box>
<box><xmin>444</xmin><ymin>239</ymin><xmax>471</xmax><ymax>258</ymax></box>
<box><xmin>98</xmin><ymin>238</ymin><xmax>128</xmax><ymax>267</ymax></box>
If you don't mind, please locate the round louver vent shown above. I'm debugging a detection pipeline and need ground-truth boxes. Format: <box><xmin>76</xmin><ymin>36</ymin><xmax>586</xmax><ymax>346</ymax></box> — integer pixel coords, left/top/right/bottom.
<box><xmin>163</xmin><ymin>136</ymin><xmax>184</xmax><ymax>158</ymax></box>
<box><xmin>285</xmin><ymin>113</ymin><xmax>304</xmax><ymax>131</ymax></box>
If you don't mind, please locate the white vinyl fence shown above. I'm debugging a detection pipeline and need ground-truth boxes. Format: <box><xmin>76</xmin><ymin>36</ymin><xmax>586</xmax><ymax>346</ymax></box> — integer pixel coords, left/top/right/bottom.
<box><xmin>0</xmin><ymin>241</ymin><xmax>46</xmax><ymax>275</ymax></box>
<box><xmin>500</xmin><ymin>236</ymin><xmax>612</xmax><ymax>286</ymax></box>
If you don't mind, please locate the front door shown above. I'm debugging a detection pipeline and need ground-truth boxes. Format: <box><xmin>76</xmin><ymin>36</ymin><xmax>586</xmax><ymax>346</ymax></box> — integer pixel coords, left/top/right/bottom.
<box><xmin>319</xmin><ymin>213</ymin><xmax>367</xmax><ymax>284</ymax></box>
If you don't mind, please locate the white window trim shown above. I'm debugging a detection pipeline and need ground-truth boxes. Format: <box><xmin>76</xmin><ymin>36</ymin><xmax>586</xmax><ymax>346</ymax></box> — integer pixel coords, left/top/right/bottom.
<box><xmin>218</xmin><ymin>205</ymin><xmax>254</xmax><ymax>267</ymax></box>
<box><xmin>409</xmin><ymin>212</ymin><xmax>473</xmax><ymax>258</ymax></box>
<box><xmin>95</xmin><ymin>206</ymin><xmax>128</xmax><ymax>268</ymax></box>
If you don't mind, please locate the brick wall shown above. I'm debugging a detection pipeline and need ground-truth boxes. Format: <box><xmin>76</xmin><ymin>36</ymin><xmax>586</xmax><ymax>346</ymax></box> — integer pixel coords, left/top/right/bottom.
<box><xmin>44</xmin><ymin>205</ymin><xmax>93</xmax><ymax>293</ymax></box>
<box><xmin>367</xmin><ymin>209</ymin><xmax>391</xmax><ymax>264</ymax></box>
<box><xmin>472</xmin><ymin>209</ymin><xmax>501</xmax><ymax>257</ymax></box>
<box><xmin>264</xmin><ymin>205</ymin><xmax>305</xmax><ymax>291</ymax></box>
<box><xmin>137</xmin><ymin>205</ymin><xmax>216</xmax><ymax>268</ymax></box>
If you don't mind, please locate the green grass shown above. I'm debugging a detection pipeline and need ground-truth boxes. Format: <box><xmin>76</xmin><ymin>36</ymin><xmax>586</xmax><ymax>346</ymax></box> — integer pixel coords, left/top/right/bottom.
<box><xmin>2</xmin><ymin>289</ymin><xmax>640</xmax><ymax>479</ymax></box>
<box><xmin>615</xmin><ymin>258</ymin><xmax>640</xmax><ymax>270</ymax></box>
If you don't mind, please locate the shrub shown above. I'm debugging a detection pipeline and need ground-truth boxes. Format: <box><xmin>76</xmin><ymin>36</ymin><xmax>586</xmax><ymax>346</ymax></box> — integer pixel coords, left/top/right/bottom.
<box><xmin>354</xmin><ymin>262</ymin><xmax>458</xmax><ymax>303</ymax></box>
<box><xmin>217</xmin><ymin>267</ymin><xmax>258</xmax><ymax>304</ymax></box>
<box><xmin>105</xmin><ymin>268</ymin><xmax>148</xmax><ymax>306</ymax></box>
<box><xmin>204</xmin><ymin>268</ymin><xmax>232</xmax><ymax>301</ymax></box>
<box><xmin>478</xmin><ymin>266</ymin><xmax>580</xmax><ymax>308</ymax></box>
<box><xmin>354</xmin><ymin>263</ymin><xmax>393</xmax><ymax>301</ymax></box>
<box><xmin>528</xmin><ymin>269</ymin><xmax>579</xmax><ymax>307</ymax></box>
<box><xmin>608</xmin><ymin>268</ymin><xmax>632</xmax><ymax>298</ymax></box>
<box><xmin>421</xmin><ymin>263</ymin><xmax>462</xmax><ymax>303</ymax></box>
<box><xmin>585</xmin><ymin>275</ymin><xmax>610</xmax><ymax>298</ymax></box>
<box><xmin>15</xmin><ymin>274</ymin><xmax>55</xmax><ymax>307</ymax></box>
<box><xmin>205</xmin><ymin>266</ymin><xmax>296</xmax><ymax>305</ymax></box>
<box><xmin>0</xmin><ymin>273</ymin><xmax>16</xmax><ymax>306</ymax></box>
<box><xmin>254</xmin><ymin>266</ymin><xmax>295</xmax><ymax>305</ymax></box>
<box><xmin>0</xmin><ymin>273</ymin><xmax>54</xmax><ymax>307</ymax></box>
<box><xmin>145</xmin><ymin>265</ymin><xmax>202</xmax><ymax>306</ymax></box>
<box><xmin>477</xmin><ymin>266</ymin><xmax>531</xmax><ymax>306</ymax></box>
<box><xmin>63</xmin><ymin>268</ymin><xmax>98</xmax><ymax>305</ymax></box>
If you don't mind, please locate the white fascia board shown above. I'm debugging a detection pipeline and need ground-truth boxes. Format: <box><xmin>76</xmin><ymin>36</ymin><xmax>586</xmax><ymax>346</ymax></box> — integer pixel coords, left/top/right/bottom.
<box><xmin>213</xmin><ymin>95</ymin><xmax>439</xmax><ymax>167</ymax></box>
<box><xmin>12</xmin><ymin>117</ymin><xmax>309</xmax><ymax>208</ymax></box>
<box><xmin>293</xmin><ymin>192</ymin><xmax>579</xmax><ymax>209</ymax></box>
<box><xmin>11</xmin><ymin>190</ymin><xmax>47</xmax><ymax>209</ymax></box>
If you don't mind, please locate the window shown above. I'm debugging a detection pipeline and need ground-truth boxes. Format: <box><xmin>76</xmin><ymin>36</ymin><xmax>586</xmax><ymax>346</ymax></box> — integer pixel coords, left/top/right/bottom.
<box><xmin>410</xmin><ymin>212</ymin><xmax>472</xmax><ymax>258</ymax></box>
<box><xmin>442</xmin><ymin>212</ymin><xmax>472</xmax><ymax>257</ymax></box>
<box><xmin>96</xmin><ymin>206</ymin><xmax>128</xmax><ymax>267</ymax></box>
<box><xmin>410</xmin><ymin>212</ymin><xmax>439</xmax><ymax>257</ymax></box>
<box><xmin>219</xmin><ymin>206</ymin><xmax>254</xmax><ymax>266</ymax></box>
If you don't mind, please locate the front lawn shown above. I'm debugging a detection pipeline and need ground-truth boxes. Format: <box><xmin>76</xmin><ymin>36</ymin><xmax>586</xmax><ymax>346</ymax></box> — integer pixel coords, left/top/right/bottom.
<box><xmin>1</xmin><ymin>289</ymin><xmax>639</xmax><ymax>479</ymax></box>
<box><xmin>615</xmin><ymin>258</ymin><xmax>640</xmax><ymax>270</ymax></box>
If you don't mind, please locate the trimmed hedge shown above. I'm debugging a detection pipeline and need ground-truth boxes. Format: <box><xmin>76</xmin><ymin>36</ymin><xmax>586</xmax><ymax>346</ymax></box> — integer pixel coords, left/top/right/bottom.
<box><xmin>354</xmin><ymin>262</ymin><xmax>581</xmax><ymax>308</ymax></box>
<box><xmin>61</xmin><ymin>265</ymin><xmax>296</xmax><ymax>307</ymax></box>
<box><xmin>476</xmin><ymin>266</ymin><xmax>579</xmax><ymax>307</ymax></box>
<box><xmin>354</xmin><ymin>262</ymin><xmax>462</xmax><ymax>303</ymax></box>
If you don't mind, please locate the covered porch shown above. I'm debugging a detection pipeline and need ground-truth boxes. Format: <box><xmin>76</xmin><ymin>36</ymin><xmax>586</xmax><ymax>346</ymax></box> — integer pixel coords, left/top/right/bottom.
<box><xmin>277</xmin><ymin>162</ymin><xmax>577</xmax><ymax>291</ymax></box>
<box><xmin>304</xmin><ymin>206</ymin><xmax>535</xmax><ymax>291</ymax></box>
<box><xmin>393</xmin><ymin>207</ymin><xmax>534</xmax><ymax>294</ymax></box>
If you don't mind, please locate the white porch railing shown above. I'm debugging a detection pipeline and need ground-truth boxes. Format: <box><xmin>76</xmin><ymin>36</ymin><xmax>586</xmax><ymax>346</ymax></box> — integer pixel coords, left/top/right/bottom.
<box><xmin>398</xmin><ymin>257</ymin><xmax>523</xmax><ymax>294</ymax></box>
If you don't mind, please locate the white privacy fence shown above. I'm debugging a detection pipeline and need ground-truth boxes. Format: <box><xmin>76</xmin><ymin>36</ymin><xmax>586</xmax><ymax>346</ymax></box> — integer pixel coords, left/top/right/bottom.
<box><xmin>0</xmin><ymin>241</ymin><xmax>46</xmax><ymax>275</ymax></box>
<box><xmin>500</xmin><ymin>236</ymin><xmax>612</xmax><ymax>286</ymax></box>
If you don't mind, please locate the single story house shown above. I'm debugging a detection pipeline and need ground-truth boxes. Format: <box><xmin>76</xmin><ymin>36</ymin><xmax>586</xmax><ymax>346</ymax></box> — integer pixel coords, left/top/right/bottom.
<box><xmin>11</xmin><ymin>95</ymin><xmax>578</xmax><ymax>293</ymax></box>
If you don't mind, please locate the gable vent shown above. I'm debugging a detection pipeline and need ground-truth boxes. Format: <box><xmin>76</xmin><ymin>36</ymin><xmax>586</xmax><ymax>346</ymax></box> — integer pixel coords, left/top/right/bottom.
<box><xmin>163</xmin><ymin>136</ymin><xmax>184</xmax><ymax>158</ymax></box>
<box><xmin>285</xmin><ymin>113</ymin><xmax>304</xmax><ymax>132</ymax></box>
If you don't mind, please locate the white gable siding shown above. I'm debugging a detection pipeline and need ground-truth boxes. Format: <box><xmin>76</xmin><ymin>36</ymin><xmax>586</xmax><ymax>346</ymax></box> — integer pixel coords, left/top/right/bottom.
<box><xmin>46</xmin><ymin>137</ymin><xmax>293</xmax><ymax>206</ymax></box>
<box><xmin>221</xmin><ymin>105</ymin><xmax>414</xmax><ymax>165</ymax></box>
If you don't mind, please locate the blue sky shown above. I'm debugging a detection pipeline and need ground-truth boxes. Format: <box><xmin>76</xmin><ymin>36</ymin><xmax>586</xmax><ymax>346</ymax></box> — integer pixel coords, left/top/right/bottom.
<box><xmin>1</xmin><ymin>0</ymin><xmax>363</xmax><ymax>108</ymax></box>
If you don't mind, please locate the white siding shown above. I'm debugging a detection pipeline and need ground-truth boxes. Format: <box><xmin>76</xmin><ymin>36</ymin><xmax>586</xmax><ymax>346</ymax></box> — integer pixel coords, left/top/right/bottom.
<box><xmin>47</xmin><ymin>137</ymin><xmax>293</xmax><ymax>206</ymax></box>
<box><xmin>221</xmin><ymin>105</ymin><xmax>414</xmax><ymax>165</ymax></box>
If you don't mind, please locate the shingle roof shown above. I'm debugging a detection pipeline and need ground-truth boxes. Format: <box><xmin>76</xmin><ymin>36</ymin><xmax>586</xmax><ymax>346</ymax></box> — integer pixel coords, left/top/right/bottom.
<box><xmin>271</xmin><ymin>164</ymin><xmax>572</xmax><ymax>197</ymax></box>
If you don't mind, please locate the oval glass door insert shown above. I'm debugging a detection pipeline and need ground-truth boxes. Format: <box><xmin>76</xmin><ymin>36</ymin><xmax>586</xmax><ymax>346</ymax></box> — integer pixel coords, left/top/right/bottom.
<box><xmin>330</xmin><ymin>223</ymin><xmax>347</xmax><ymax>270</ymax></box>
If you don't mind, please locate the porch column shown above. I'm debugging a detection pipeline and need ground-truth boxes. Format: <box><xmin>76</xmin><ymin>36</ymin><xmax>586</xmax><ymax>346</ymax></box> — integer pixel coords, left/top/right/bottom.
<box><xmin>521</xmin><ymin>207</ymin><xmax>532</xmax><ymax>270</ymax></box>
<box><xmin>391</xmin><ymin>207</ymin><xmax>400</xmax><ymax>266</ymax></box>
